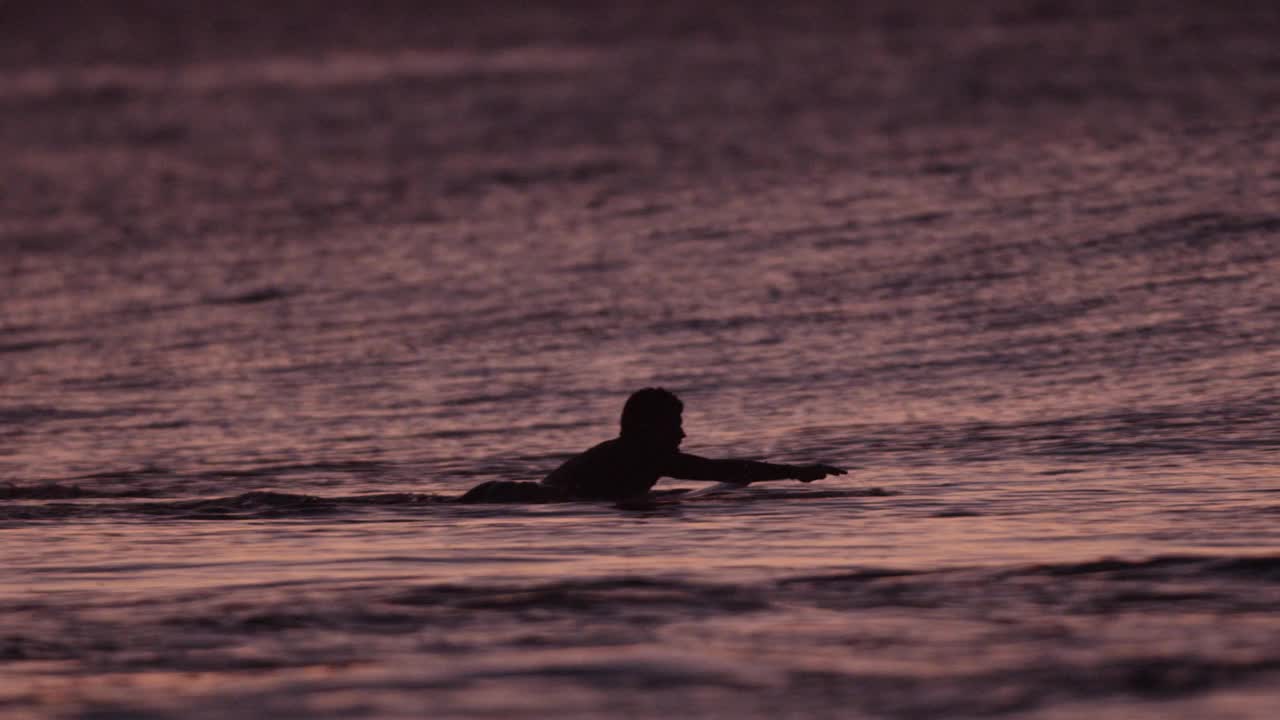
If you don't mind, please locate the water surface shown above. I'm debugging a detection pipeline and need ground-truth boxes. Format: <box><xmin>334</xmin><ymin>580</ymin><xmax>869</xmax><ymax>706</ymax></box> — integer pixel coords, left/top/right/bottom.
<box><xmin>3</xmin><ymin>2</ymin><xmax>1280</xmax><ymax>718</ymax></box>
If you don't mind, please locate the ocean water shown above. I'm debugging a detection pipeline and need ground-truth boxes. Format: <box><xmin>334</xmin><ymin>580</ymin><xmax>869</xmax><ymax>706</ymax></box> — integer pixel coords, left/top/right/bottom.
<box><xmin>3</xmin><ymin>2</ymin><xmax>1280</xmax><ymax>718</ymax></box>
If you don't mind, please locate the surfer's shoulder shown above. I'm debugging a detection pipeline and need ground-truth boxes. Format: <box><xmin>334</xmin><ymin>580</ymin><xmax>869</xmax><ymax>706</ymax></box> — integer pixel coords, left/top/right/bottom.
<box><xmin>570</xmin><ymin>438</ymin><xmax>633</xmax><ymax>471</ymax></box>
<box><xmin>542</xmin><ymin>437</ymin><xmax>620</xmax><ymax>486</ymax></box>
<box><xmin>585</xmin><ymin>437</ymin><xmax>626</xmax><ymax>455</ymax></box>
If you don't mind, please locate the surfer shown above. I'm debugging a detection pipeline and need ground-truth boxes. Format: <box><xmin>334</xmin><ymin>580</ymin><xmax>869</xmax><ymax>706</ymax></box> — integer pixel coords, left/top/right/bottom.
<box><xmin>459</xmin><ymin>387</ymin><xmax>845</xmax><ymax>502</ymax></box>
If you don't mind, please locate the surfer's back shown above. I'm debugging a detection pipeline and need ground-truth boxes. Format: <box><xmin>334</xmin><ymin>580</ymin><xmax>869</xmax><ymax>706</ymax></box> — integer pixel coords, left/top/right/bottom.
<box><xmin>541</xmin><ymin>437</ymin><xmax>666</xmax><ymax>500</ymax></box>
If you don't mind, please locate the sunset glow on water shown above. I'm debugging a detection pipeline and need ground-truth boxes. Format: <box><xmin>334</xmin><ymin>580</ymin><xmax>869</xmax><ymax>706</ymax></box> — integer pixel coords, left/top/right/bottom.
<box><xmin>4</xmin><ymin>2</ymin><xmax>1280</xmax><ymax>718</ymax></box>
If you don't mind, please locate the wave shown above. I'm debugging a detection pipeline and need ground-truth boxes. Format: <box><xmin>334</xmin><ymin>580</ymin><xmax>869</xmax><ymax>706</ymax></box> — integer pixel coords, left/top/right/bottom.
<box><xmin>776</xmin><ymin>555</ymin><xmax>1280</xmax><ymax>616</ymax></box>
<box><xmin>1</xmin><ymin>482</ymin><xmax>148</xmax><ymax>500</ymax></box>
<box><xmin>0</xmin><ymin>47</ymin><xmax>604</xmax><ymax>100</ymax></box>
<box><xmin>6</xmin><ymin>554</ymin><xmax>1278</xmax><ymax>715</ymax></box>
<box><xmin>390</xmin><ymin>576</ymin><xmax>768</xmax><ymax>617</ymax></box>
<box><xmin>781</xmin><ymin>554</ymin><xmax>1280</xmax><ymax>587</ymax></box>
<box><xmin>0</xmin><ymin>486</ymin><xmax>896</xmax><ymax>521</ymax></box>
<box><xmin>0</xmin><ymin>490</ymin><xmax>452</xmax><ymax>521</ymax></box>
<box><xmin>367</xmin><ymin>555</ymin><xmax>1280</xmax><ymax>621</ymax></box>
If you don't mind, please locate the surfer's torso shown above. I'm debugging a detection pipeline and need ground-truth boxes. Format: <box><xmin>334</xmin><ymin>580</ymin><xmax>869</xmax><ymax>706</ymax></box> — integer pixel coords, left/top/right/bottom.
<box><xmin>540</xmin><ymin>436</ymin><xmax>808</xmax><ymax>500</ymax></box>
<box><xmin>541</xmin><ymin>437</ymin><xmax>716</xmax><ymax>500</ymax></box>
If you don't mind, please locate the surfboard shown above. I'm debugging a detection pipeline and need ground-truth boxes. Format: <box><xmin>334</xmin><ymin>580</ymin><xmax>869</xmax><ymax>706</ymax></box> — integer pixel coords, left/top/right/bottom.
<box><xmin>681</xmin><ymin>482</ymin><xmax>748</xmax><ymax>498</ymax></box>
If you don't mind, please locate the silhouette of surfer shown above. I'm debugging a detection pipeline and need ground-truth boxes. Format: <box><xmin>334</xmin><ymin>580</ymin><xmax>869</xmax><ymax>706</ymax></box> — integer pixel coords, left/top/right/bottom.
<box><xmin>460</xmin><ymin>388</ymin><xmax>845</xmax><ymax>502</ymax></box>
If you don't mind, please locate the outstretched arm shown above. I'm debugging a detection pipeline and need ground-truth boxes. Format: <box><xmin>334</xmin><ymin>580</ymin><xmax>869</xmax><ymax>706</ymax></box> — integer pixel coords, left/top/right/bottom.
<box><xmin>664</xmin><ymin>453</ymin><xmax>846</xmax><ymax>484</ymax></box>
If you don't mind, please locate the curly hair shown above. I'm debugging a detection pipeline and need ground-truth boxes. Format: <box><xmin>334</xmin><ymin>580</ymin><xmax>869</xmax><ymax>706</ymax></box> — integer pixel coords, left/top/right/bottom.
<box><xmin>619</xmin><ymin>387</ymin><xmax>683</xmax><ymax>434</ymax></box>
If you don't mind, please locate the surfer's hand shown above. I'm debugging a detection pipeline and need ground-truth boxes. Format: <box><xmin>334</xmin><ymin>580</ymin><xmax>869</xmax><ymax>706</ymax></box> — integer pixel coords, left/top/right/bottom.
<box><xmin>791</xmin><ymin>464</ymin><xmax>846</xmax><ymax>483</ymax></box>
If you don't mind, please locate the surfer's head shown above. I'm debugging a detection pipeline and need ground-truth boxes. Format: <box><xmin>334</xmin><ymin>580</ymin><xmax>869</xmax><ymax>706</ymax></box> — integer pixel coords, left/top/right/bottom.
<box><xmin>620</xmin><ymin>387</ymin><xmax>685</xmax><ymax>450</ymax></box>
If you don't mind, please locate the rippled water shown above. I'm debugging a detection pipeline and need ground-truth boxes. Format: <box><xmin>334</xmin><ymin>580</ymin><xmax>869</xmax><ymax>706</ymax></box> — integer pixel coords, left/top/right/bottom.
<box><xmin>4</xmin><ymin>2</ymin><xmax>1280</xmax><ymax>718</ymax></box>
